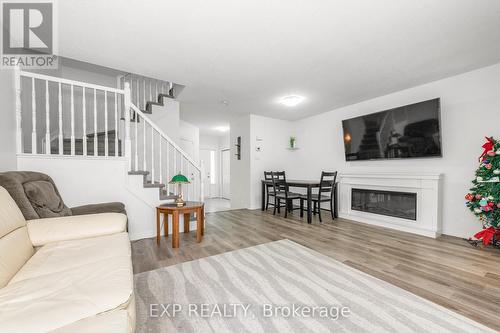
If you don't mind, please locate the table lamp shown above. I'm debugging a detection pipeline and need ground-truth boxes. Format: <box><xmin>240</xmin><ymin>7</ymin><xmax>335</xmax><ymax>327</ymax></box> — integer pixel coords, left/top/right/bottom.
<box><xmin>169</xmin><ymin>173</ymin><xmax>190</xmax><ymax>207</ymax></box>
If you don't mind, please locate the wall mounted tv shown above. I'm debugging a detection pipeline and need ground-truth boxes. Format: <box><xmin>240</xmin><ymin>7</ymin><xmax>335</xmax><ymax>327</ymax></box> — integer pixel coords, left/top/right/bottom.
<box><xmin>342</xmin><ymin>98</ymin><xmax>442</xmax><ymax>161</ymax></box>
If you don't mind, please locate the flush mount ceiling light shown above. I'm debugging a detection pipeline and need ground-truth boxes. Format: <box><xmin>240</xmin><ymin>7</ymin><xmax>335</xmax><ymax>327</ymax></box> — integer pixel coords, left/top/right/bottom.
<box><xmin>215</xmin><ymin>126</ymin><xmax>229</xmax><ymax>132</ymax></box>
<box><xmin>279</xmin><ymin>95</ymin><xmax>305</xmax><ymax>107</ymax></box>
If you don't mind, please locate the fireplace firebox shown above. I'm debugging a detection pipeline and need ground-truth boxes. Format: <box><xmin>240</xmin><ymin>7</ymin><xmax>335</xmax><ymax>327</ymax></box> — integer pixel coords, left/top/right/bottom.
<box><xmin>351</xmin><ymin>188</ymin><xmax>417</xmax><ymax>220</ymax></box>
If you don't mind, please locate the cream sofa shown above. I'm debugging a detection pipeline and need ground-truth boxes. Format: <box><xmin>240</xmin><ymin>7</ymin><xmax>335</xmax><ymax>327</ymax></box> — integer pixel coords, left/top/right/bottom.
<box><xmin>0</xmin><ymin>186</ymin><xmax>135</xmax><ymax>333</ymax></box>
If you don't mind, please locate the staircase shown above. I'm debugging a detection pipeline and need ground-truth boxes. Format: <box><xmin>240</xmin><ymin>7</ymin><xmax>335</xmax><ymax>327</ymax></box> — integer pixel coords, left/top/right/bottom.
<box><xmin>15</xmin><ymin>70</ymin><xmax>203</xmax><ymax>204</ymax></box>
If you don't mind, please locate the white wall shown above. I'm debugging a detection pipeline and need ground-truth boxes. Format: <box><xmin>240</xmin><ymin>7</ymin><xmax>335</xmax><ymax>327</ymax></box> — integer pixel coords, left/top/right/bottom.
<box><xmin>249</xmin><ymin>115</ymin><xmax>296</xmax><ymax>209</ymax></box>
<box><xmin>229</xmin><ymin>114</ymin><xmax>296</xmax><ymax>209</ymax></box>
<box><xmin>150</xmin><ymin>98</ymin><xmax>180</xmax><ymax>145</ymax></box>
<box><xmin>0</xmin><ymin>70</ymin><xmax>17</xmax><ymax>171</ymax></box>
<box><xmin>179</xmin><ymin>120</ymin><xmax>200</xmax><ymax>163</ymax></box>
<box><xmin>230</xmin><ymin>115</ymin><xmax>251</xmax><ymax>208</ymax></box>
<box><xmin>291</xmin><ymin>63</ymin><xmax>500</xmax><ymax>238</ymax></box>
<box><xmin>219</xmin><ymin>133</ymin><xmax>230</xmax><ymax>150</ymax></box>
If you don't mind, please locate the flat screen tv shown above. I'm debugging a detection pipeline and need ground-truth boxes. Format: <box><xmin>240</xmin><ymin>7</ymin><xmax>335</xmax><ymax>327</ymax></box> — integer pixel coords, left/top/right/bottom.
<box><xmin>342</xmin><ymin>98</ymin><xmax>442</xmax><ymax>161</ymax></box>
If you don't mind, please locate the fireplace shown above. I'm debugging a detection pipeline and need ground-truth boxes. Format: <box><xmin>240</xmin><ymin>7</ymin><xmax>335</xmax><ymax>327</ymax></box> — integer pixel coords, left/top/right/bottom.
<box><xmin>351</xmin><ymin>188</ymin><xmax>417</xmax><ymax>221</ymax></box>
<box><xmin>338</xmin><ymin>172</ymin><xmax>442</xmax><ymax>238</ymax></box>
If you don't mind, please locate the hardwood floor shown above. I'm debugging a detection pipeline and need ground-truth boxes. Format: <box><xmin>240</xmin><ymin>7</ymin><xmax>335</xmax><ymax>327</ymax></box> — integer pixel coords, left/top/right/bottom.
<box><xmin>132</xmin><ymin>209</ymin><xmax>500</xmax><ymax>331</ymax></box>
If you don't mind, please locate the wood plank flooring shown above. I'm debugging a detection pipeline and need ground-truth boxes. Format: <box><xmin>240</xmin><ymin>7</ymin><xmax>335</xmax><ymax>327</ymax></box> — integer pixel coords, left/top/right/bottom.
<box><xmin>131</xmin><ymin>209</ymin><xmax>500</xmax><ymax>331</ymax></box>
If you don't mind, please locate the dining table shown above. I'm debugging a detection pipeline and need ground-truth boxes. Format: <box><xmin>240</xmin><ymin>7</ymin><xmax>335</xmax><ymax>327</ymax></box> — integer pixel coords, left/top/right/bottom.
<box><xmin>261</xmin><ymin>179</ymin><xmax>338</xmax><ymax>224</ymax></box>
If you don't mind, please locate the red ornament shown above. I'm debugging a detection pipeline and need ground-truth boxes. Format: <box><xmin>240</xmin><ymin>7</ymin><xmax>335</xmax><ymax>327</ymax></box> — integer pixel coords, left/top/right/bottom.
<box><xmin>479</xmin><ymin>137</ymin><xmax>495</xmax><ymax>162</ymax></box>
<box><xmin>485</xmin><ymin>164</ymin><xmax>492</xmax><ymax>169</ymax></box>
<box><xmin>488</xmin><ymin>150</ymin><xmax>496</xmax><ymax>157</ymax></box>
<box><xmin>497</xmin><ymin>203</ymin><xmax>500</xmax><ymax>208</ymax></box>
<box><xmin>476</xmin><ymin>194</ymin><xmax>482</xmax><ymax>200</ymax></box>
<box><xmin>488</xmin><ymin>202</ymin><xmax>494</xmax><ymax>207</ymax></box>
<box><xmin>465</xmin><ymin>193</ymin><xmax>474</xmax><ymax>201</ymax></box>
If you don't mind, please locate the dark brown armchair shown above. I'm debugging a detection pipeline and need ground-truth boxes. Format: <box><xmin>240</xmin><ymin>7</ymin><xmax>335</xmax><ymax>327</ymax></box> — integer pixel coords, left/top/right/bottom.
<box><xmin>0</xmin><ymin>171</ymin><xmax>126</xmax><ymax>220</ymax></box>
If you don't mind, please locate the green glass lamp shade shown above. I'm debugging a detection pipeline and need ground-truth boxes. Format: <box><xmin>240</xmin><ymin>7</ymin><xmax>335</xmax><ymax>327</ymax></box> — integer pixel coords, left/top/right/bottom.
<box><xmin>169</xmin><ymin>173</ymin><xmax>190</xmax><ymax>184</ymax></box>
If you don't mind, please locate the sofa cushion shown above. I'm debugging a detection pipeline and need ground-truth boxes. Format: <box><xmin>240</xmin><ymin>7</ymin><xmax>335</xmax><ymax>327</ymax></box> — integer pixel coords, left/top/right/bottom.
<box><xmin>23</xmin><ymin>180</ymin><xmax>72</xmax><ymax>218</ymax></box>
<box><xmin>0</xmin><ymin>171</ymin><xmax>68</xmax><ymax>220</ymax></box>
<box><xmin>0</xmin><ymin>186</ymin><xmax>34</xmax><ymax>288</ymax></box>
<box><xmin>0</xmin><ymin>255</ymin><xmax>133</xmax><ymax>333</ymax></box>
<box><xmin>0</xmin><ymin>227</ymin><xmax>34</xmax><ymax>288</ymax></box>
<box><xmin>71</xmin><ymin>202</ymin><xmax>127</xmax><ymax>216</ymax></box>
<box><xmin>26</xmin><ymin>213</ymin><xmax>128</xmax><ymax>247</ymax></box>
<box><xmin>49</xmin><ymin>311</ymin><xmax>130</xmax><ymax>333</ymax></box>
<box><xmin>0</xmin><ymin>186</ymin><xmax>27</xmax><ymax>238</ymax></box>
<box><xmin>11</xmin><ymin>232</ymin><xmax>130</xmax><ymax>283</ymax></box>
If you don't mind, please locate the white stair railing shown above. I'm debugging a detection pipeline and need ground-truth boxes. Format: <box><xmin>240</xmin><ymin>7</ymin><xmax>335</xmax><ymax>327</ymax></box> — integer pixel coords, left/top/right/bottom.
<box><xmin>15</xmin><ymin>70</ymin><xmax>203</xmax><ymax>202</ymax></box>
<box><xmin>17</xmin><ymin>70</ymin><xmax>125</xmax><ymax>157</ymax></box>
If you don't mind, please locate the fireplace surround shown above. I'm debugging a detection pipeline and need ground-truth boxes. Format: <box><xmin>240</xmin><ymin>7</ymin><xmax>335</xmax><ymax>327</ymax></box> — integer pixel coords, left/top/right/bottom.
<box><xmin>338</xmin><ymin>172</ymin><xmax>443</xmax><ymax>238</ymax></box>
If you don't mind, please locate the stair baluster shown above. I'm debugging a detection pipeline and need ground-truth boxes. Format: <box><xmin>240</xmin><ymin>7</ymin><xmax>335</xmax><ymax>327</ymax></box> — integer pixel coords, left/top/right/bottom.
<box><xmin>159</xmin><ymin>139</ymin><xmax>162</xmax><ymax>184</ymax></box>
<box><xmin>31</xmin><ymin>77</ymin><xmax>36</xmax><ymax>154</ymax></box>
<box><xmin>58</xmin><ymin>82</ymin><xmax>63</xmax><ymax>155</ymax></box>
<box><xmin>124</xmin><ymin>81</ymin><xmax>132</xmax><ymax>170</ymax></box>
<box><xmin>142</xmin><ymin>116</ymin><xmax>146</xmax><ymax>171</ymax></box>
<box><xmin>134</xmin><ymin>109</ymin><xmax>138</xmax><ymax>170</ymax></box>
<box><xmin>151</xmin><ymin>127</ymin><xmax>155</xmax><ymax>182</ymax></box>
<box><xmin>143</xmin><ymin>79</ymin><xmax>146</xmax><ymax>111</ymax></box>
<box><xmin>45</xmin><ymin>80</ymin><xmax>50</xmax><ymax>154</ymax></box>
<box><xmin>93</xmin><ymin>89</ymin><xmax>98</xmax><ymax>156</ymax></box>
<box><xmin>166</xmin><ymin>141</ymin><xmax>170</xmax><ymax>193</ymax></box>
<box><xmin>82</xmin><ymin>87</ymin><xmax>87</xmax><ymax>156</ymax></box>
<box><xmin>104</xmin><ymin>91</ymin><xmax>109</xmax><ymax>157</ymax></box>
<box><xmin>14</xmin><ymin>68</ymin><xmax>22</xmax><ymax>154</ymax></box>
<box><xmin>114</xmin><ymin>92</ymin><xmax>118</xmax><ymax>157</ymax></box>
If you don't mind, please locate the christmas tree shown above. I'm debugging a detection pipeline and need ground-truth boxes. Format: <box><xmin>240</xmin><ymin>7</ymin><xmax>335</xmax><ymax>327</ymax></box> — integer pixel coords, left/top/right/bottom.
<box><xmin>465</xmin><ymin>137</ymin><xmax>500</xmax><ymax>247</ymax></box>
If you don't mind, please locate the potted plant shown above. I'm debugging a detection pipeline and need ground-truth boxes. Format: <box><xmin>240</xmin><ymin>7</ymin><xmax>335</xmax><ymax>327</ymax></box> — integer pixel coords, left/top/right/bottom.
<box><xmin>289</xmin><ymin>136</ymin><xmax>296</xmax><ymax>149</ymax></box>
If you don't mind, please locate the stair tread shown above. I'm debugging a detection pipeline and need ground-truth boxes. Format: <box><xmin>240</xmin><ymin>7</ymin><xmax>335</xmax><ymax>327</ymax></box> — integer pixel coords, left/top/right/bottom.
<box><xmin>128</xmin><ymin>171</ymin><xmax>149</xmax><ymax>175</ymax></box>
<box><xmin>144</xmin><ymin>182</ymin><xmax>165</xmax><ymax>188</ymax></box>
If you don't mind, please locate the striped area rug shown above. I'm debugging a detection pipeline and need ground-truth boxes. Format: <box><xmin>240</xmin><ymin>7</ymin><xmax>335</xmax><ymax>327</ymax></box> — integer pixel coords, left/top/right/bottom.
<box><xmin>134</xmin><ymin>240</ymin><xmax>494</xmax><ymax>333</ymax></box>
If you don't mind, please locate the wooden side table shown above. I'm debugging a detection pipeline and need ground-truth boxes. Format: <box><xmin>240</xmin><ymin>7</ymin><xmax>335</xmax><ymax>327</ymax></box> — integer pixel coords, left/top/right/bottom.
<box><xmin>156</xmin><ymin>202</ymin><xmax>205</xmax><ymax>248</ymax></box>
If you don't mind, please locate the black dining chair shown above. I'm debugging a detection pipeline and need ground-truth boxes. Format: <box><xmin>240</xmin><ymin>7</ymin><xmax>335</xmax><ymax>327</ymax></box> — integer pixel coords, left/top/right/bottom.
<box><xmin>300</xmin><ymin>171</ymin><xmax>338</xmax><ymax>222</ymax></box>
<box><xmin>264</xmin><ymin>171</ymin><xmax>276</xmax><ymax>211</ymax></box>
<box><xmin>271</xmin><ymin>171</ymin><xmax>301</xmax><ymax>218</ymax></box>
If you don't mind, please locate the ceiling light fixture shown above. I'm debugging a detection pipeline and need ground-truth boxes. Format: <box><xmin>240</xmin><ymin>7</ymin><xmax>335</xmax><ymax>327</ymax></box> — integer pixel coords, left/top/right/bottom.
<box><xmin>279</xmin><ymin>95</ymin><xmax>305</xmax><ymax>107</ymax></box>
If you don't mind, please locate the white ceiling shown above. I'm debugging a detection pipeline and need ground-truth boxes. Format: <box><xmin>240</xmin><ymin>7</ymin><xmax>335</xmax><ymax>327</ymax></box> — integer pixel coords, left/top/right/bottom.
<box><xmin>58</xmin><ymin>0</ymin><xmax>500</xmax><ymax>135</ymax></box>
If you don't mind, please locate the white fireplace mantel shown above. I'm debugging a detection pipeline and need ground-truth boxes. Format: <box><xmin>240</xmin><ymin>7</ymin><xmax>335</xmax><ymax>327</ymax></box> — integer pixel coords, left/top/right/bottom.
<box><xmin>338</xmin><ymin>172</ymin><xmax>443</xmax><ymax>238</ymax></box>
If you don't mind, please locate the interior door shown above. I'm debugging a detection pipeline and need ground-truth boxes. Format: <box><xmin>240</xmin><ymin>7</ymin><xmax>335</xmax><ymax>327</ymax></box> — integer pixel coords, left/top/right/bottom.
<box><xmin>200</xmin><ymin>149</ymin><xmax>215</xmax><ymax>198</ymax></box>
<box><xmin>221</xmin><ymin>149</ymin><xmax>230</xmax><ymax>199</ymax></box>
